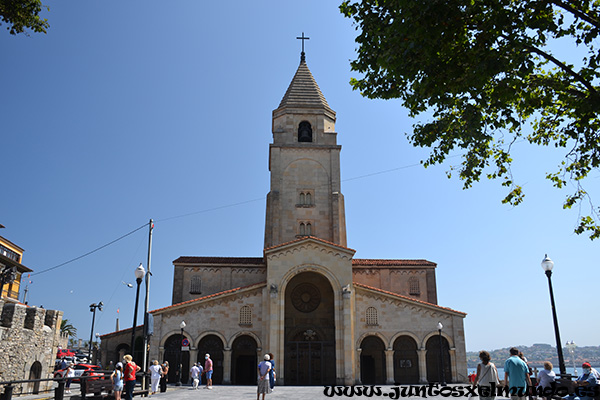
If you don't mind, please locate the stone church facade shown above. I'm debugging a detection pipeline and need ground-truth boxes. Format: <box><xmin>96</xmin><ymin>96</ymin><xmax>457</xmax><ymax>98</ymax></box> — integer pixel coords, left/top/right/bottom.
<box><xmin>100</xmin><ymin>54</ymin><xmax>467</xmax><ymax>386</ymax></box>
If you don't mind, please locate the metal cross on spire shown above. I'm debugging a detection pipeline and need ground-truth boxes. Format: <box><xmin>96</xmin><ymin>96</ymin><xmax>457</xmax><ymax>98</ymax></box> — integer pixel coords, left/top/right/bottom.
<box><xmin>296</xmin><ymin>32</ymin><xmax>310</xmax><ymax>63</ymax></box>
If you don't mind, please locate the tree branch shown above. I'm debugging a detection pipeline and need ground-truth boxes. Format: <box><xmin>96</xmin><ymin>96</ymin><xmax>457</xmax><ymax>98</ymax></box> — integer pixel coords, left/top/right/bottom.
<box><xmin>548</xmin><ymin>0</ymin><xmax>600</xmax><ymax>30</ymax></box>
<box><xmin>525</xmin><ymin>43</ymin><xmax>598</xmax><ymax>94</ymax></box>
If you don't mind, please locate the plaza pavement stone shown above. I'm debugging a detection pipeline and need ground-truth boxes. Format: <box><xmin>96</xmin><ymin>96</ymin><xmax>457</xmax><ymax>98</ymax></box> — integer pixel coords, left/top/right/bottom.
<box><xmin>13</xmin><ymin>384</ymin><xmax>512</xmax><ymax>400</ymax></box>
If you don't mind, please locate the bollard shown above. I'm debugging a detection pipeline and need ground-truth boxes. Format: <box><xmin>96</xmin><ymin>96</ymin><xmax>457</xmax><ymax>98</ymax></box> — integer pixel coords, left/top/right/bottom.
<box><xmin>55</xmin><ymin>380</ymin><xmax>65</xmax><ymax>400</ymax></box>
<box><xmin>1</xmin><ymin>384</ymin><xmax>14</xmax><ymax>400</ymax></box>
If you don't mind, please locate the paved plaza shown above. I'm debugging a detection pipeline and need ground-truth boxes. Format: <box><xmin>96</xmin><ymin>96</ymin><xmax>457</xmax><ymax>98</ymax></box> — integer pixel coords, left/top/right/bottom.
<box><xmin>13</xmin><ymin>383</ymin><xmax>513</xmax><ymax>400</ymax></box>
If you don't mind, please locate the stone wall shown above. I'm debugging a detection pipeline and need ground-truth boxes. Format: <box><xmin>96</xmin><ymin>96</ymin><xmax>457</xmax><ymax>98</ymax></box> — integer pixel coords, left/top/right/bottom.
<box><xmin>0</xmin><ymin>300</ymin><xmax>63</xmax><ymax>394</ymax></box>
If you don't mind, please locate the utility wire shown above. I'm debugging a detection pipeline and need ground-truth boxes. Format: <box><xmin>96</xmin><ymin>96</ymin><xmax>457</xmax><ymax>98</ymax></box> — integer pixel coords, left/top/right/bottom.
<box><xmin>30</xmin><ymin>223</ymin><xmax>149</xmax><ymax>276</ymax></box>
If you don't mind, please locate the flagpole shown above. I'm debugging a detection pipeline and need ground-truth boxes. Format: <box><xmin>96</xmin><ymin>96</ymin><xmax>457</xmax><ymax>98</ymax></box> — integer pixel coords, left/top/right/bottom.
<box><xmin>141</xmin><ymin>219</ymin><xmax>153</xmax><ymax>391</ymax></box>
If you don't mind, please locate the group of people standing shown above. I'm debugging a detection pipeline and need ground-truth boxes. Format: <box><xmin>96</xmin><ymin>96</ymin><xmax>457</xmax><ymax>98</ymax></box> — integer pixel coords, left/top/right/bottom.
<box><xmin>473</xmin><ymin>347</ymin><xmax>599</xmax><ymax>400</ymax></box>
<box><xmin>109</xmin><ymin>355</ymin><xmax>170</xmax><ymax>400</ymax></box>
<box><xmin>189</xmin><ymin>353</ymin><xmax>214</xmax><ymax>389</ymax></box>
<box><xmin>257</xmin><ymin>353</ymin><xmax>276</xmax><ymax>400</ymax></box>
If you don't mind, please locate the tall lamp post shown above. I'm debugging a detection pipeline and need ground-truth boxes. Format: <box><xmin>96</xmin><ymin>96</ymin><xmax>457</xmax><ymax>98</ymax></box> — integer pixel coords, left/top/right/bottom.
<box><xmin>541</xmin><ymin>254</ymin><xmax>566</xmax><ymax>376</ymax></box>
<box><xmin>437</xmin><ymin>322</ymin><xmax>447</xmax><ymax>386</ymax></box>
<box><xmin>130</xmin><ymin>264</ymin><xmax>145</xmax><ymax>358</ymax></box>
<box><xmin>176</xmin><ymin>321</ymin><xmax>186</xmax><ymax>386</ymax></box>
<box><xmin>89</xmin><ymin>302</ymin><xmax>103</xmax><ymax>358</ymax></box>
<box><xmin>566</xmin><ymin>341</ymin><xmax>577</xmax><ymax>375</ymax></box>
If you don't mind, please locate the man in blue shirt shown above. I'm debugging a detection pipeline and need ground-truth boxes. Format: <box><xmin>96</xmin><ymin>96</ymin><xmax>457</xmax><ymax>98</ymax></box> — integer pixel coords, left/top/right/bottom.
<box><xmin>504</xmin><ymin>347</ymin><xmax>531</xmax><ymax>400</ymax></box>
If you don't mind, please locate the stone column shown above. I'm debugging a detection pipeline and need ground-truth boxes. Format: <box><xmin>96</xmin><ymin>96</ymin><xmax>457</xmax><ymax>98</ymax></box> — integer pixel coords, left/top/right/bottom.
<box><xmin>385</xmin><ymin>349</ymin><xmax>395</xmax><ymax>384</ymax></box>
<box><xmin>449</xmin><ymin>348</ymin><xmax>457</xmax><ymax>383</ymax></box>
<box><xmin>189</xmin><ymin>348</ymin><xmax>198</xmax><ymax>369</ymax></box>
<box><xmin>418</xmin><ymin>348</ymin><xmax>428</xmax><ymax>383</ymax></box>
<box><xmin>341</xmin><ymin>288</ymin><xmax>355</xmax><ymax>385</ymax></box>
<box><xmin>355</xmin><ymin>348</ymin><xmax>362</xmax><ymax>385</ymax></box>
<box><xmin>222</xmin><ymin>348</ymin><xmax>232</xmax><ymax>384</ymax></box>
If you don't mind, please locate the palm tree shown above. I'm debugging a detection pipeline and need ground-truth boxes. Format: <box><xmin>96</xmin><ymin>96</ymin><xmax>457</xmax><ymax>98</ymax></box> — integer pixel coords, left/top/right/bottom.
<box><xmin>60</xmin><ymin>319</ymin><xmax>77</xmax><ymax>338</ymax></box>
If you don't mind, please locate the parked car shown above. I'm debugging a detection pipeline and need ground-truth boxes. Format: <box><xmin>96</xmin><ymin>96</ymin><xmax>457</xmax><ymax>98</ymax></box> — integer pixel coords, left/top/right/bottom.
<box><xmin>54</xmin><ymin>363</ymin><xmax>103</xmax><ymax>382</ymax></box>
<box><xmin>74</xmin><ymin>352</ymin><xmax>89</xmax><ymax>363</ymax></box>
<box><xmin>56</xmin><ymin>349</ymin><xmax>76</xmax><ymax>358</ymax></box>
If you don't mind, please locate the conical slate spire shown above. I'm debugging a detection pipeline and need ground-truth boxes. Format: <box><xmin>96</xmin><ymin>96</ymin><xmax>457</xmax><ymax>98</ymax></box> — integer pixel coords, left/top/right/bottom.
<box><xmin>276</xmin><ymin>59</ymin><xmax>334</xmax><ymax>114</ymax></box>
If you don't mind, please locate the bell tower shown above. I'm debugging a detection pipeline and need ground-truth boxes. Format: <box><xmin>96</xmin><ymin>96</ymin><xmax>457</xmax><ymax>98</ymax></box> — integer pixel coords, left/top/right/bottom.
<box><xmin>264</xmin><ymin>50</ymin><xmax>347</xmax><ymax>248</ymax></box>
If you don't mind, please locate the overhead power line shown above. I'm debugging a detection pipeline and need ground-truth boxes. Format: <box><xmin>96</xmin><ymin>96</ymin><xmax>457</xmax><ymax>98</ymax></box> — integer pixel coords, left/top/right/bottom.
<box><xmin>30</xmin><ymin>223</ymin><xmax>149</xmax><ymax>276</ymax></box>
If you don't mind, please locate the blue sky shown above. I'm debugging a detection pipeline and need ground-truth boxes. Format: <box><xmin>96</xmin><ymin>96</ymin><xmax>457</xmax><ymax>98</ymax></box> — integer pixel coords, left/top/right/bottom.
<box><xmin>1</xmin><ymin>1</ymin><xmax>598</xmax><ymax>354</ymax></box>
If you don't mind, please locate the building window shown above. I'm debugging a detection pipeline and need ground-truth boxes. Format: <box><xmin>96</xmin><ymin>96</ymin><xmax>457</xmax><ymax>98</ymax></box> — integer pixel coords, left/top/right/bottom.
<box><xmin>408</xmin><ymin>277</ymin><xmax>420</xmax><ymax>295</ymax></box>
<box><xmin>190</xmin><ymin>276</ymin><xmax>202</xmax><ymax>294</ymax></box>
<box><xmin>239</xmin><ymin>305</ymin><xmax>252</xmax><ymax>326</ymax></box>
<box><xmin>366</xmin><ymin>307</ymin><xmax>378</xmax><ymax>326</ymax></box>
<box><xmin>298</xmin><ymin>121</ymin><xmax>312</xmax><ymax>142</ymax></box>
<box><xmin>299</xmin><ymin>223</ymin><xmax>306</xmax><ymax>236</ymax></box>
<box><xmin>297</xmin><ymin>190</ymin><xmax>314</xmax><ymax>207</ymax></box>
<box><xmin>306</xmin><ymin>223</ymin><xmax>312</xmax><ymax>236</ymax></box>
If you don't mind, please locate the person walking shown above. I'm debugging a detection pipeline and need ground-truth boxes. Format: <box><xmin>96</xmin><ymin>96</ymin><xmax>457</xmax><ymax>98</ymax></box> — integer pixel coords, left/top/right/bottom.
<box><xmin>148</xmin><ymin>360</ymin><xmax>162</xmax><ymax>395</ymax></box>
<box><xmin>65</xmin><ymin>363</ymin><xmax>75</xmax><ymax>394</ymax></box>
<box><xmin>111</xmin><ymin>363</ymin><xmax>124</xmax><ymax>400</ymax></box>
<box><xmin>204</xmin><ymin>354</ymin><xmax>213</xmax><ymax>389</ymax></box>
<box><xmin>504</xmin><ymin>347</ymin><xmax>532</xmax><ymax>400</ymax></box>
<box><xmin>123</xmin><ymin>355</ymin><xmax>140</xmax><ymax>400</ymax></box>
<box><xmin>159</xmin><ymin>361</ymin><xmax>169</xmax><ymax>392</ymax></box>
<box><xmin>473</xmin><ymin>350</ymin><xmax>500</xmax><ymax>400</ymax></box>
<box><xmin>257</xmin><ymin>354</ymin><xmax>272</xmax><ymax>400</ymax></box>
<box><xmin>190</xmin><ymin>363</ymin><xmax>202</xmax><ymax>389</ymax></box>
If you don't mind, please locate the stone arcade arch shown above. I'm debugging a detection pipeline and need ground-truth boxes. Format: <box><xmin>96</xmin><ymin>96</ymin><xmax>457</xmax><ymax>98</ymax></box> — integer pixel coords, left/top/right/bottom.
<box><xmin>163</xmin><ymin>334</ymin><xmax>190</xmax><ymax>384</ymax></box>
<box><xmin>231</xmin><ymin>335</ymin><xmax>258</xmax><ymax>385</ymax></box>
<box><xmin>197</xmin><ymin>334</ymin><xmax>224</xmax><ymax>385</ymax></box>
<box><xmin>425</xmin><ymin>335</ymin><xmax>451</xmax><ymax>383</ymax></box>
<box><xmin>359</xmin><ymin>336</ymin><xmax>386</xmax><ymax>385</ymax></box>
<box><xmin>284</xmin><ymin>271</ymin><xmax>335</xmax><ymax>385</ymax></box>
<box><xmin>393</xmin><ymin>335</ymin><xmax>419</xmax><ymax>384</ymax></box>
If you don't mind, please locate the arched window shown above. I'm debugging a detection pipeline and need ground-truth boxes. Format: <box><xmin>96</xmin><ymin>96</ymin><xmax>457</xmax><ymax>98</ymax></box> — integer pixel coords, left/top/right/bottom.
<box><xmin>306</xmin><ymin>223</ymin><xmax>312</xmax><ymax>236</ymax></box>
<box><xmin>366</xmin><ymin>307</ymin><xmax>378</xmax><ymax>326</ymax></box>
<box><xmin>306</xmin><ymin>192</ymin><xmax>312</xmax><ymax>205</ymax></box>
<box><xmin>299</xmin><ymin>223</ymin><xmax>306</xmax><ymax>236</ymax></box>
<box><xmin>298</xmin><ymin>121</ymin><xmax>313</xmax><ymax>142</ymax></box>
<box><xmin>239</xmin><ymin>305</ymin><xmax>252</xmax><ymax>326</ymax></box>
<box><xmin>299</xmin><ymin>192</ymin><xmax>305</xmax><ymax>205</ymax></box>
<box><xmin>190</xmin><ymin>276</ymin><xmax>202</xmax><ymax>294</ymax></box>
<box><xmin>408</xmin><ymin>277</ymin><xmax>420</xmax><ymax>295</ymax></box>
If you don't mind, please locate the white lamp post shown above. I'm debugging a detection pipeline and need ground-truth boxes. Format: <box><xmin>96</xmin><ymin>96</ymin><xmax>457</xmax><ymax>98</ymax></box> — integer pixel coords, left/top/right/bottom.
<box><xmin>566</xmin><ymin>341</ymin><xmax>577</xmax><ymax>375</ymax></box>
<box><xmin>177</xmin><ymin>321</ymin><xmax>186</xmax><ymax>386</ymax></box>
<box><xmin>437</xmin><ymin>322</ymin><xmax>447</xmax><ymax>385</ymax></box>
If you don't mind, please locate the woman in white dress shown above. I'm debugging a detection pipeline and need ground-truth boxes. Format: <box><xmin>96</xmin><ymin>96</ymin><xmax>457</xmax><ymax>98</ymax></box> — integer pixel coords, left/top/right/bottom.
<box><xmin>148</xmin><ymin>360</ymin><xmax>163</xmax><ymax>394</ymax></box>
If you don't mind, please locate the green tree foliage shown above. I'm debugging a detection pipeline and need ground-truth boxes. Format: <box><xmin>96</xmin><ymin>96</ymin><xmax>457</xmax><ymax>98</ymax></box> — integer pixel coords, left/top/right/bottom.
<box><xmin>61</xmin><ymin>319</ymin><xmax>77</xmax><ymax>338</ymax></box>
<box><xmin>341</xmin><ymin>0</ymin><xmax>600</xmax><ymax>239</ymax></box>
<box><xmin>0</xmin><ymin>0</ymin><xmax>48</xmax><ymax>35</ymax></box>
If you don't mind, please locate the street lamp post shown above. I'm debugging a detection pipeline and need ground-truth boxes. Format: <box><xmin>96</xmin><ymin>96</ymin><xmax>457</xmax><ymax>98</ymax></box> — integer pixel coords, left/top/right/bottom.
<box><xmin>176</xmin><ymin>321</ymin><xmax>186</xmax><ymax>386</ymax></box>
<box><xmin>94</xmin><ymin>333</ymin><xmax>100</xmax><ymax>364</ymax></box>
<box><xmin>566</xmin><ymin>341</ymin><xmax>577</xmax><ymax>375</ymax></box>
<box><xmin>541</xmin><ymin>254</ymin><xmax>567</xmax><ymax>376</ymax></box>
<box><xmin>89</xmin><ymin>302</ymin><xmax>103</xmax><ymax>358</ymax></box>
<box><xmin>130</xmin><ymin>264</ymin><xmax>145</xmax><ymax>359</ymax></box>
<box><xmin>437</xmin><ymin>322</ymin><xmax>447</xmax><ymax>386</ymax></box>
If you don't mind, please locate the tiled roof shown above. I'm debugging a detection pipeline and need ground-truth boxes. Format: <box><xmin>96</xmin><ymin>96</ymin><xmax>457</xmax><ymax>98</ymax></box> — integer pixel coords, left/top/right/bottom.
<box><xmin>354</xmin><ymin>282</ymin><xmax>466</xmax><ymax>316</ymax></box>
<box><xmin>173</xmin><ymin>256</ymin><xmax>264</xmax><ymax>265</ymax></box>
<box><xmin>352</xmin><ymin>259</ymin><xmax>436</xmax><ymax>267</ymax></box>
<box><xmin>150</xmin><ymin>282</ymin><xmax>266</xmax><ymax>314</ymax></box>
<box><xmin>276</xmin><ymin>60</ymin><xmax>334</xmax><ymax>114</ymax></box>
<box><xmin>264</xmin><ymin>236</ymin><xmax>355</xmax><ymax>253</ymax></box>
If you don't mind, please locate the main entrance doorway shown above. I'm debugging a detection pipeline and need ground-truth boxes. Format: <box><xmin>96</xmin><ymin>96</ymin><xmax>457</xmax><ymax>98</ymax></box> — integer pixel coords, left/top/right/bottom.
<box><xmin>284</xmin><ymin>272</ymin><xmax>335</xmax><ymax>385</ymax></box>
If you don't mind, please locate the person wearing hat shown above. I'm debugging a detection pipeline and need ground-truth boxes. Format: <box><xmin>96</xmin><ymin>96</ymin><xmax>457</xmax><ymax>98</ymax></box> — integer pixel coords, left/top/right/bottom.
<box><xmin>257</xmin><ymin>354</ymin><xmax>272</xmax><ymax>400</ymax></box>
<box><xmin>111</xmin><ymin>362</ymin><xmax>124</xmax><ymax>400</ymax></box>
<box><xmin>564</xmin><ymin>363</ymin><xmax>599</xmax><ymax>400</ymax></box>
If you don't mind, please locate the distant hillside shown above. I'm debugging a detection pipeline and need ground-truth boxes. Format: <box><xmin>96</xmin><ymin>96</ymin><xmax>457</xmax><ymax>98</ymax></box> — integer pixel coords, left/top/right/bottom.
<box><xmin>467</xmin><ymin>344</ymin><xmax>600</xmax><ymax>368</ymax></box>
